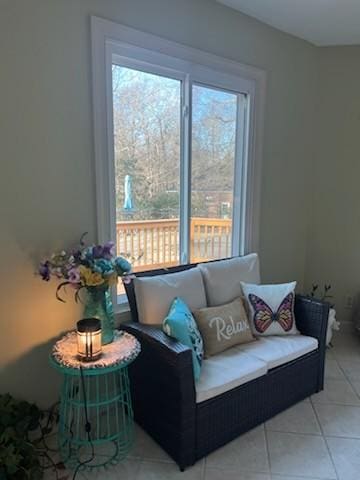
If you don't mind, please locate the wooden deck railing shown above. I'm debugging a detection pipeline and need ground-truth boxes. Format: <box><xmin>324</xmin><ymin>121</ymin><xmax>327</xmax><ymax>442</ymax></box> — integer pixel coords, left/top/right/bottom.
<box><xmin>116</xmin><ymin>217</ymin><xmax>232</xmax><ymax>272</ymax></box>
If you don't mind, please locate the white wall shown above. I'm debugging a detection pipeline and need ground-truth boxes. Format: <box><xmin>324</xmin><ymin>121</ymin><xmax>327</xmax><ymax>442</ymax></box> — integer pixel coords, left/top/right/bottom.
<box><xmin>0</xmin><ymin>0</ymin><xmax>318</xmax><ymax>406</ymax></box>
<box><xmin>305</xmin><ymin>46</ymin><xmax>360</xmax><ymax>328</ymax></box>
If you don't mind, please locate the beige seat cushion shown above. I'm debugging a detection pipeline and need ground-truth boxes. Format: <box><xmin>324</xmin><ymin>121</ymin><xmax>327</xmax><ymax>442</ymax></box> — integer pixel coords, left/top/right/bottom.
<box><xmin>198</xmin><ymin>254</ymin><xmax>260</xmax><ymax>307</ymax></box>
<box><xmin>195</xmin><ymin>346</ymin><xmax>268</xmax><ymax>403</ymax></box>
<box><xmin>134</xmin><ymin>267</ymin><xmax>207</xmax><ymax>325</ymax></box>
<box><xmin>239</xmin><ymin>335</ymin><xmax>318</xmax><ymax>369</ymax></box>
<box><xmin>194</xmin><ymin>297</ymin><xmax>254</xmax><ymax>358</ymax></box>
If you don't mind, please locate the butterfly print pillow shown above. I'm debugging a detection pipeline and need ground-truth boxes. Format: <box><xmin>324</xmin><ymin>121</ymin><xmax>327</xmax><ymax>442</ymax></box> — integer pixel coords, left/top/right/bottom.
<box><xmin>240</xmin><ymin>281</ymin><xmax>299</xmax><ymax>336</ymax></box>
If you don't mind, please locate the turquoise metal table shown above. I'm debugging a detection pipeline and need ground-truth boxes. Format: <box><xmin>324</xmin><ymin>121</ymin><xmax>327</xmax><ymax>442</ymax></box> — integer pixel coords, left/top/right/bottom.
<box><xmin>50</xmin><ymin>331</ymin><xmax>140</xmax><ymax>471</ymax></box>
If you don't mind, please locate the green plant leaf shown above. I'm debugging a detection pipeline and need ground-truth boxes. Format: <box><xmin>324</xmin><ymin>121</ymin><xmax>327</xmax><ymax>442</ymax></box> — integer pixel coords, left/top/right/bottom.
<box><xmin>0</xmin><ymin>394</ymin><xmax>43</xmax><ymax>479</ymax></box>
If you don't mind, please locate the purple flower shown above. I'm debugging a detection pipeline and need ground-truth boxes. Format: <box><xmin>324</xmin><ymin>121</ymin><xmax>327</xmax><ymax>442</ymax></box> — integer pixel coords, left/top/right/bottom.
<box><xmin>103</xmin><ymin>241</ymin><xmax>115</xmax><ymax>260</ymax></box>
<box><xmin>68</xmin><ymin>267</ymin><xmax>80</xmax><ymax>284</ymax></box>
<box><xmin>72</xmin><ymin>249</ymin><xmax>82</xmax><ymax>262</ymax></box>
<box><xmin>92</xmin><ymin>245</ymin><xmax>104</xmax><ymax>259</ymax></box>
<box><xmin>39</xmin><ymin>261</ymin><xmax>51</xmax><ymax>281</ymax></box>
<box><xmin>122</xmin><ymin>274</ymin><xmax>135</xmax><ymax>284</ymax></box>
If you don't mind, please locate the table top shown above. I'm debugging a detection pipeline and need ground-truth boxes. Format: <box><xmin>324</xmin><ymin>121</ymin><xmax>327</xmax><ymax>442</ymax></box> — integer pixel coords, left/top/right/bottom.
<box><xmin>50</xmin><ymin>330</ymin><xmax>141</xmax><ymax>376</ymax></box>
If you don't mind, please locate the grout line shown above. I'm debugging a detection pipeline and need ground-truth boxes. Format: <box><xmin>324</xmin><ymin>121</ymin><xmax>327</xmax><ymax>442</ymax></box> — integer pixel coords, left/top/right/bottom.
<box><xmin>337</xmin><ymin>363</ymin><xmax>360</xmax><ymax>401</ymax></box>
<box><xmin>203</xmin><ymin>456</ymin><xmax>209</xmax><ymax>480</ymax></box>
<box><xmin>265</xmin><ymin>427</ymin><xmax>322</xmax><ymax>437</ymax></box>
<box><xmin>347</xmin><ymin>378</ymin><xmax>360</xmax><ymax>402</ymax></box>
<box><xmin>323</xmin><ymin>433</ymin><xmax>360</xmax><ymax>441</ymax></box>
<box><xmin>310</xmin><ymin>396</ymin><xmax>339</xmax><ymax>480</ymax></box>
<box><xmin>138</xmin><ymin>457</ymin><xmax>174</xmax><ymax>464</ymax></box>
<box><xmin>312</xmin><ymin>400</ymin><xmax>360</xmax><ymax>407</ymax></box>
<box><xmin>205</xmin><ymin>465</ymin><xmax>272</xmax><ymax>476</ymax></box>
<box><xmin>201</xmin><ymin>458</ymin><xmax>206</xmax><ymax>480</ymax></box>
<box><xmin>263</xmin><ymin>421</ymin><xmax>272</xmax><ymax>475</ymax></box>
<box><xmin>325</xmin><ymin>351</ymin><xmax>360</xmax><ymax>402</ymax></box>
<box><xmin>334</xmin><ymin>358</ymin><xmax>355</xmax><ymax>380</ymax></box>
<box><xmin>311</xmin><ymin>375</ymin><xmax>360</xmax><ymax>406</ymax></box>
<box><xmin>271</xmin><ymin>474</ymin><xmax>338</xmax><ymax>480</ymax></box>
<box><xmin>138</xmin><ymin>457</ymin><xmax>176</xmax><ymax>466</ymax></box>
<box><xmin>264</xmin><ymin>427</ymin><xmax>360</xmax><ymax>444</ymax></box>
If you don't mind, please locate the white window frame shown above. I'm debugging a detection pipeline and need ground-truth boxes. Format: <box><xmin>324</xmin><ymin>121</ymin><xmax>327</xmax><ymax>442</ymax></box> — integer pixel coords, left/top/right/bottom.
<box><xmin>91</xmin><ymin>16</ymin><xmax>266</xmax><ymax>310</ymax></box>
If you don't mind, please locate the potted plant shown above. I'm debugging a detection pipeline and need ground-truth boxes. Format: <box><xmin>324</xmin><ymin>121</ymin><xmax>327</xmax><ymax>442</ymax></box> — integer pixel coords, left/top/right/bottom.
<box><xmin>309</xmin><ymin>284</ymin><xmax>340</xmax><ymax>346</ymax></box>
<box><xmin>0</xmin><ymin>394</ymin><xmax>42</xmax><ymax>479</ymax></box>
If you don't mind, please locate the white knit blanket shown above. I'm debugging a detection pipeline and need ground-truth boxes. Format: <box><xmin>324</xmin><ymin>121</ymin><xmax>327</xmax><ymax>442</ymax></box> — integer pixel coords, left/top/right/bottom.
<box><xmin>52</xmin><ymin>330</ymin><xmax>141</xmax><ymax>369</ymax></box>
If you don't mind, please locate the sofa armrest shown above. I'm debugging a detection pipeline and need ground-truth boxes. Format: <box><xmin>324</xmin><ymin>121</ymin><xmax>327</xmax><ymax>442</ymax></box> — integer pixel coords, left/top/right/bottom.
<box><xmin>122</xmin><ymin>322</ymin><xmax>192</xmax><ymax>360</ymax></box>
<box><xmin>295</xmin><ymin>295</ymin><xmax>329</xmax><ymax>349</ymax></box>
<box><xmin>120</xmin><ymin>322</ymin><xmax>196</xmax><ymax>468</ymax></box>
<box><xmin>121</xmin><ymin>321</ymin><xmax>195</xmax><ymax>394</ymax></box>
<box><xmin>295</xmin><ymin>295</ymin><xmax>329</xmax><ymax>391</ymax></box>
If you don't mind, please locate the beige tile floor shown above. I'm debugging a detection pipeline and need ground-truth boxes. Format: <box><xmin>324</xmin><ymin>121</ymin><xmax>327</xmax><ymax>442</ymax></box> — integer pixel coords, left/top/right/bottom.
<box><xmin>48</xmin><ymin>332</ymin><xmax>360</xmax><ymax>480</ymax></box>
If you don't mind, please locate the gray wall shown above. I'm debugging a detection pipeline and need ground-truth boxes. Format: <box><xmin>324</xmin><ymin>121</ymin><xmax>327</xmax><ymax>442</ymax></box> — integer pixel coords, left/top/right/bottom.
<box><xmin>0</xmin><ymin>0</ymin><xmax>318</xmax><ymax>406</ymax></box>
<box><xmin>305</xmin><ymin>46</ymin><xmax>360</xmax><ymax>327</ymax></box>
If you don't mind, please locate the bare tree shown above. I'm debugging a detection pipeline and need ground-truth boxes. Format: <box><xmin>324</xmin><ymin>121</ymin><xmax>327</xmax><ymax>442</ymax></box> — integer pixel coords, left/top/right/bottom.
<box><xmin>112</xmin><ymin>66</ymin><xmax>237</xmax><ymax>221</ymax></box>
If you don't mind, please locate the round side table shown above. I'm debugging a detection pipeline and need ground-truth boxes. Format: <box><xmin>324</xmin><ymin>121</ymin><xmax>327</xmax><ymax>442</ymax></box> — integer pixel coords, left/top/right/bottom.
<box><xmin>50</xmin><ymin>330</ymin><xmax>140</xmax><ymax>471</ymax></box>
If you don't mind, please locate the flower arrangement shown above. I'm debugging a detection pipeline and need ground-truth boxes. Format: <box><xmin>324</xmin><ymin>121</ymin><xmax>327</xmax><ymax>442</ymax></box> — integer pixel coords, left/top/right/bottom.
<box><xmin>38</xmin><ymin>234</ymin><xmax>132</xmax><ymax>302</ymax></box>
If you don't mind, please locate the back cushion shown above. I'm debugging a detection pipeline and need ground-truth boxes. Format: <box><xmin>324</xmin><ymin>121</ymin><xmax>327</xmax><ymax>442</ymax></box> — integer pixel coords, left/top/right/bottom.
<box><xmin>134</xmin><ymin>267</ymin><xmax>207</xmax><ymax>325</ymax></box>
<box><xmin>198</xmin><ymin>254</ymin><xmax>260</xmax><ymax>307</ymax></box>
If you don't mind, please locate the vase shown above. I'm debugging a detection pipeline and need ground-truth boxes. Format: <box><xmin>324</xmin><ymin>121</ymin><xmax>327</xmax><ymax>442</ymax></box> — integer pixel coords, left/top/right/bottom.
<box><xmin>83</xmin><ymin>287</ymin><xmax>115</xmax><ymax>345</ymax></box>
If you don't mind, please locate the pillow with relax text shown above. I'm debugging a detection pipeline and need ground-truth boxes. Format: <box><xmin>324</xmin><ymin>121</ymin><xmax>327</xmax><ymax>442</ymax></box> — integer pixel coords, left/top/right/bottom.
<box><xmin>193</xmin><ymin>297</ymin><xmax>254</xmax><ymax>358</ymax></box>
<box><xmin>162</xmin><ymin>297</ymin><xmax>204</xmax><ymax>381</ymax></box>
<box><xmin>241</xmin><ymin>281</ymin><xmax>298</xmax><ymax>336</ymax></box>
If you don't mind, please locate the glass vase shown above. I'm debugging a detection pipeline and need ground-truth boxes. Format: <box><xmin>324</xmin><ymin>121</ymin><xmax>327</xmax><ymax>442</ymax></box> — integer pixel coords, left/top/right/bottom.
<box><xmin>83</xmin><ymin>287</ymin><xmax>114</xmax><ymax>345</ymax></box>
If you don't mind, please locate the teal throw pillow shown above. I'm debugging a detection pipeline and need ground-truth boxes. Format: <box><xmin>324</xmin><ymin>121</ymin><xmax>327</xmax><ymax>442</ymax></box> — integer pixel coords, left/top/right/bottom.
<box><xmin>162</xmin><ymin>297</ymin><xmax>204</xmax><ymax>381</ymax></box>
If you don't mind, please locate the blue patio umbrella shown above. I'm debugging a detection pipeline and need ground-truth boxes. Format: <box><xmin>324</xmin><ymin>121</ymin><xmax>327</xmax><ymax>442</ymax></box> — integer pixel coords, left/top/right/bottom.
<box><xmin>123</xmin><ymin>174</ymin><xmax>134</xmax><ymax>211</ymax></box>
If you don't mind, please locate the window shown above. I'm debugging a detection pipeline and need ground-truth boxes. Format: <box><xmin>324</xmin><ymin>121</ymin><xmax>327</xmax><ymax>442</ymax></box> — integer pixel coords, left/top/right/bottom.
<box><xmin>191</xmin><ymin>84</ymin><xmax>239</xmax><ymax>263</ymax></box>
<box><xmin>113</xmin><ymin>67</ymin><xmax>181</xmax><ymax>273</ymax></box>
<box><xmin>92</xmin><ymin>17</ymin><xmax>265</xmax><ymax>307</ymax></box>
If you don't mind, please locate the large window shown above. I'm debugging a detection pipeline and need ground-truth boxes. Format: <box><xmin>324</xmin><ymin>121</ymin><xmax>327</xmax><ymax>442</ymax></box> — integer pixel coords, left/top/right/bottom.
<box><xmin>92</xmin><ymin>17</ymin><xmax>265</xmax><ymax>306</ymax></box>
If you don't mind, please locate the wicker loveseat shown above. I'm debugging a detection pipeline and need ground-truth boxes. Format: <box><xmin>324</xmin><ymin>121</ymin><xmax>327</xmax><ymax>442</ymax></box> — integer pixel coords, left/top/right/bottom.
<box><xmin>122</xmin><ymin>256</ymin><xmax>329</xmax><ymax>471</ymax></box>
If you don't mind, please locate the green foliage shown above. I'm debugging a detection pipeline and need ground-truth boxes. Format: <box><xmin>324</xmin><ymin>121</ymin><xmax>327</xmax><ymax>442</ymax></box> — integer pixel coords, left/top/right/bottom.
<box><xmin>147</xmin><ymin>191</ymin><xmax>179</xmax><ymax>218</ymax></box>
<box><xmin>0</xmin><ymin>394</ymin><xmax>43</xmax><ymax>479</ymax></box>
<box><xmin>309</xmin><ymin>283</ymin><xmax>333</xmax><ymax>302</ymax></box>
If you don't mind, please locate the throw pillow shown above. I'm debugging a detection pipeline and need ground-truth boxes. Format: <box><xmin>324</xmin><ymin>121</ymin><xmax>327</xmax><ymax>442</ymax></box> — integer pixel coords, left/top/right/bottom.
<box><xmin>193</xmin><ymin>297</ymin><xmax>254</xmax><ymax>358</ymax></box>
<box><xmin>241</xmin><ymin>281</ymin><xmax>298</xmax><ymax>336</ymax></box>
<box><xmin>162</xmin><ymin>297</ymin><xmax>204</xmax><ymax>381</ymax></box>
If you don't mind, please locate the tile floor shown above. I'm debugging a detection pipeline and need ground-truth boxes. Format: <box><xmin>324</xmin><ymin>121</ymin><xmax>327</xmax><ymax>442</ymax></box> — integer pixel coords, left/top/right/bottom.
<box><xmin>49</xmin><ymin>333</ymin><xmax>360</xmax><ymax>480</ymax></box>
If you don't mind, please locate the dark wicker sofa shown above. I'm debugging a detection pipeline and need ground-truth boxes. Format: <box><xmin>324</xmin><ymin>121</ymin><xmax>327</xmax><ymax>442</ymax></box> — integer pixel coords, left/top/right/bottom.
<box><xmin>122</xmin><ymin>261</ymin><xmax>329</xmax><ymax>471</ymax></box>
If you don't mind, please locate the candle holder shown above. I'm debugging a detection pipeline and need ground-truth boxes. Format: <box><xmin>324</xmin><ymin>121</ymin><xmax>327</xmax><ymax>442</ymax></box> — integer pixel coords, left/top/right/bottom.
<box><xmin>76</xmin><ymin>318</ymin><xmax>102</xmax><ymax>362</ymax></box>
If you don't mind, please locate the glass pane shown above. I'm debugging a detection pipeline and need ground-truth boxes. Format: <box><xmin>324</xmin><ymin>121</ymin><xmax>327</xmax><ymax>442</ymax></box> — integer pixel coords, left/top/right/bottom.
<box><xmin>191</xmin><ymin>84</ymin><xmax>237</xmax><ymax>263</ymax></box>
<box><xmin>112</xmin><ymin>65</ymin><xmax>181</xmax><ymax>293</ymax></box>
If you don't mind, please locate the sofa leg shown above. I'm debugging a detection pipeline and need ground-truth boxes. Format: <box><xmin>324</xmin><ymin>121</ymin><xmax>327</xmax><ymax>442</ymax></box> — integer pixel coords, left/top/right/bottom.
<box><xmin>179</xmin><ymin>460</ymin><xmax>196</xmax><ymax>471</ymax></box>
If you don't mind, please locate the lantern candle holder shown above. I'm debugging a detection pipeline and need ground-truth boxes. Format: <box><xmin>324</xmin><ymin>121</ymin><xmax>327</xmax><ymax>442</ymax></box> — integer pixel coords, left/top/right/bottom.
<box><xmin>76</xmin><ymin>318</ymin><xmax>102</xmax><ymax>362</ymax></box>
